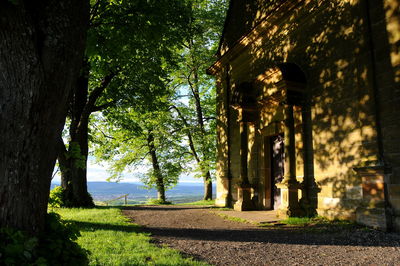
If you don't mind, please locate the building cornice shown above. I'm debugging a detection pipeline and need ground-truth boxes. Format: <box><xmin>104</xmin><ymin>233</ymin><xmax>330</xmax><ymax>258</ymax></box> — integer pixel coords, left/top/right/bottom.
<box><xmin>207</xmin><ymin>0</ymin><xmax>305</xmax><ymax>76</ymax></box>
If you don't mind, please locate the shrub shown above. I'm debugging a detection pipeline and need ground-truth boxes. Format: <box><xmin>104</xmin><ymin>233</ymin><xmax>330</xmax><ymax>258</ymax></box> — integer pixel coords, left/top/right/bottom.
<box><xmin>49</xmin><ymin>186</ymin><xmax>66</xmax><ymax>208</ymax></box>
<box><xmin>49</xmin><ymin>186</ymin><xmax>94</xmax><ymax>208</ymax></box>
<box><xmin>0</xmin><ymin>212</ymin><xmax>89</xmax><ymax>265</ymax></box>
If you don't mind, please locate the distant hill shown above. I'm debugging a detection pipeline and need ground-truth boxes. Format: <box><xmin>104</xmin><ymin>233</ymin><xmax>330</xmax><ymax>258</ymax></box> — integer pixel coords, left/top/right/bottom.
<box><xmin>50</xmin><ymin>181</ymin><xmax>216</xmax><ymax>204</ymax></box>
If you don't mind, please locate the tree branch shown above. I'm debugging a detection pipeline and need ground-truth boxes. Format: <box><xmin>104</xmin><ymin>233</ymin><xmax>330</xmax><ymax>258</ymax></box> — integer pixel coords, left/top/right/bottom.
<box><xmin>80</xmin><ymin>71</ymin><xmax>117</xmax><ymax>122</ymax></box>
<box><xmin>91</xmin><ymin>101</ymin><xmax>116</xmax><ymax>113</ymax></box>
<box><xmin>170</xmin><ymin>105</ymin><xmax>201</xmax><ymax>163</ymax></box>
<box><xmin>92</xmin><ymin>123</ymin><xmax>115</xmax><ymax>140</ymax></box>
<box><xmin>127</xmin><ymin>151</ymin><xmax>150</xmax><ymax>166</ymax></box>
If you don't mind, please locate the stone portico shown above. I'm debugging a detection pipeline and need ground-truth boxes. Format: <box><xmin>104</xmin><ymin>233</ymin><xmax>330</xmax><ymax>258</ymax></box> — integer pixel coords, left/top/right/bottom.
<box><xmin>208</xmin><ymin>0</ymin><xmax>400</xmax><ymax>231</ymax></box>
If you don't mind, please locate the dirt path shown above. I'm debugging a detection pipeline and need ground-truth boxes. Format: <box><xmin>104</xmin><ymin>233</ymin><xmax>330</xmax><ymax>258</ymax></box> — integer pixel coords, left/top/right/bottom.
<box><xmin>123</xmin><ymin>205</ymin><xmax>400</xmax><ymax>266</ymax></box>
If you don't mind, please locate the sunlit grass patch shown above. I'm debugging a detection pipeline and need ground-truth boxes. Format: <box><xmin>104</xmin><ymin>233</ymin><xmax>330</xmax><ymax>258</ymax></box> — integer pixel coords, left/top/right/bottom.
<box><xmin>280</xmin><ymin>216</ymin><xmax>315</xmax><ymax>225</ymax></box>
<box><xmin>146</xmin><ymin>198</ymin><xmax>172</xmax><ymax>205</ymax></box>
<box><xmin>210</xmin><ymin>207</ymin><xmax>232</xmax><ymax>211</ymax></box>
<box><xmin>259</xmin><ymin>216</ymin><xmax>362</xmax><ymax>232</ymax></box>
<box><xmin>179</xmin><ymin>199</ymin><xmax>215</xmax><ymax>206</ymax></box>
<box><xmin>55</xmin><ymin>207</ymin><xmax>208</xmax><ymax>265</ymax></box>
<box><xmin>214</xmin><ymin>212</ymin><xmax>255</xmax><ymax>225</ymax></box>
<box><xmin>280</xmin><ymin>216</ymin><xmax>356</xmax><ymax>226</ymax></box>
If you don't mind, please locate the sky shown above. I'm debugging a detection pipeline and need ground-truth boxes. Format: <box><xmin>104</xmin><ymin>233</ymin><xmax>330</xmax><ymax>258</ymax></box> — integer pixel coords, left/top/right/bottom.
<box><xmin>52</xmin><ymin>156</ymin><xmax>202</xmax><ymax>183</ymax></box>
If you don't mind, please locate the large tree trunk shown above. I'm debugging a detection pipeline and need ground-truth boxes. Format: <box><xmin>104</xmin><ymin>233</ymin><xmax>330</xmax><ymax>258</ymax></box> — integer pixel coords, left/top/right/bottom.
<box><xmin>58</xmin><ymin>63</ymin><xmax>94</xmax><ymax>207</ymax></box>
<box><xmin>147</xmin><ymin>132</ymin><xmax>166</xmax><ymax>202</ymax></box>
<box><xmin>0</xmin><ymin>0</ymin><xmax>89</xmax><ymax>234</ymax></box>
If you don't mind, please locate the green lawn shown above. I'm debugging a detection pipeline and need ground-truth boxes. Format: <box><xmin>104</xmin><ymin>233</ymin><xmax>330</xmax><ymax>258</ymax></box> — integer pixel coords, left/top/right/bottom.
<box><xmin>55</xmin><ymin>207</ymin><xmax>208</xmax><ymax>265</ymax></box>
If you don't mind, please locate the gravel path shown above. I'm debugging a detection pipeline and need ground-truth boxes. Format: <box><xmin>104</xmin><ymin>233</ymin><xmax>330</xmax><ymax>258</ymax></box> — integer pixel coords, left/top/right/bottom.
<box><xmin>123</xmin><ymin>205</ymin><xmax>400</xmax><ymax>266</ymax></box>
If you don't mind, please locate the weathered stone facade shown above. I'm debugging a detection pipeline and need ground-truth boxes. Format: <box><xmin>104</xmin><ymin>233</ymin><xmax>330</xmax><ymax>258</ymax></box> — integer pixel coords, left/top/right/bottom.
<box><xmin>208</xmin><ymin>0</ymin><xmax>400</xmax><ymax>231</ymax></box>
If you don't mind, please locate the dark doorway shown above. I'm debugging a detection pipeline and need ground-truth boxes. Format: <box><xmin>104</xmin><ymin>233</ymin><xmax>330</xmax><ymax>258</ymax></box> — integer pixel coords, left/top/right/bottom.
<box><xmin>270</xmin><ymin>134</ymin><xmax>284</xmax><ymax>209</ymax></box>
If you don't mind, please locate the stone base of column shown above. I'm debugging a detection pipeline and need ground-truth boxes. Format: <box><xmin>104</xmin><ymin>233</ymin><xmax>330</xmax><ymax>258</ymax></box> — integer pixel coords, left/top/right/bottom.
<box><xmin>234</xmin><ymin>185</ymin><xmax>254</xmax><ymax>211</ymax></box>
<box><xmin>299</xmin><ymin>182</ymin><xmax>320</xmax><ymax>217</ymax></box>
<box><xmin>215</xmin><ymin>193</ymin><xmax>233</xmax><ymax>208</ymax></box>
<box><xmin>277</xmin><ymin>181</ymin><xmax>303</xmax><ymax>217</ymax></box>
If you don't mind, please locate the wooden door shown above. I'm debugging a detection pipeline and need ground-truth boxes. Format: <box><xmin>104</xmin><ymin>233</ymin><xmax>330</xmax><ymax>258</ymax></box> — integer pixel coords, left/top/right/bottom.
<box><xmin>271</xmin><ymin>134</ymin><xmax>284</xmax><ymax>209</ymax></box>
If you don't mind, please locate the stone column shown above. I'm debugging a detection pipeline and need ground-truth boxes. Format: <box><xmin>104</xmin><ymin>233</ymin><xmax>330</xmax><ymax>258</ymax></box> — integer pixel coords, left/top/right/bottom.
<box><xmin>277</xmin><ymin>104</ymin><xmax>301</xmax><ymax>216</ymax></box>
<box><xmin>283</xmin><ymin>104</ymin><xmax>296</xmax><ymax>184</ymax></box>
<box><xmin>234</xmin><ymin>119</ymin><xmax>254</xmax><ymax>211</ymax></box>
<box><xmin>300</xmin><ymin>104</ymin><xmax>318</xmax><ymax>216</ymax></box>
<box><xmin>240</xmin><ymin>121</ymin><xmax>249</xmax><ymax>185</ymax></box>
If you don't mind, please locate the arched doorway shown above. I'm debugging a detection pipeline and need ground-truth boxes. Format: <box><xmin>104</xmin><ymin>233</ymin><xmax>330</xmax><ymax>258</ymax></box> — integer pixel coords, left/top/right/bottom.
<box><xmin>254</xmin><ymin>63</ymin><xmax>312</xmax><ymax>216</ymax></box>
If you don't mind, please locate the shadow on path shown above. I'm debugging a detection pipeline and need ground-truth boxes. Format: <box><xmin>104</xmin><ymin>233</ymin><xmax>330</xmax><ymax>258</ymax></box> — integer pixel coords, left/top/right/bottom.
<box><xmin>123</xmin><ymin>206</ymin><xmax>400</xmax><ymax>248</ymax></box>
<box><xmin>138</xmin><ymin>225</ymin><xmax>400</xmax><ymax>247</ymax></box>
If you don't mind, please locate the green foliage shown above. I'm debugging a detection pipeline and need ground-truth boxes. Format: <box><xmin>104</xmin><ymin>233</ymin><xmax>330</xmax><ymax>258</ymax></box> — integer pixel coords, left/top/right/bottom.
<box><xmin>0</xmin><ymin>228</ymin><xmax>39</xmax><ymax>265</ymax></box>
<box><xmin>85</xmin><ymin>0</ymin><xmax>195</xmax><ymax>200</ymax></box>
<box><xmin>86</xmin><ymin>0</ymin><xmax>190</xmax><ymax>109</ymax></box>
<box><xmin>140</xmin><ymin>157</ymin><xmax>182</xmax><ymax>191</ymax></box>
<box><xmin>93</xmin><ymin>101</ymin><xmax>184</xmax><ymax>196</ymax></box>
<box><xmin>0</xmin><ymin>213</ymin><xmax>88</xmax><ymax>265</ymax></box>
<box><xmin>48</xmin><ymin>186</ymin><xmax>66</xmax><ymax>208</ymax></box>
<box><xmin>55</xmin><ymin>207</ymin><xmax>208</xmax><ymax>265</ymax></box>
<box><xmin>89</xmin><ymin>0</ymin><xmax>228</xmax><ymax>199</ymax></box>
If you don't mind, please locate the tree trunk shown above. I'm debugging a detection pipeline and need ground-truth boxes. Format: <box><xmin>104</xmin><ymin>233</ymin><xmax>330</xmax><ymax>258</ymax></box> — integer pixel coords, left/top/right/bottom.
<box><xmin>58</xmin><ymin>138</ymin><xmax>73</xmax><ymax>203</ymax></box>
<box><xmin>203</xmin><ymin>171</ymin><xmax>212</xmax><ymax>200</ymax></box>
<box><xmin>187</xmin><ymin>59</ymin><xmax>213</xmax><ymax>200</ymax></box>
<box><xmin>147</xmin><ymin>132</ymin><xmax>166</xmax><ymax>203</ymax></box>
<box><xmin>0</xmin><ymin>0</ymin><xmax>89</xmax><ymax>234</ymax></box>
<box><xmin>172</xmin><ymin>105</ymin><xmax>213</xmax><ymax>200</ymax></box>
<box><xmin>58</xmin><ymin>62</ymin><xmax>94</xmax><ymax>207</ymax></box>
<box><xmin>58</xmin><ymin>132</ymin><xmax>93</xmax><ymax>207</ymax></box>
<box><xmin>69</xmin><ymin>130</ymin><xmax>93</xmax><ymax>207</ymax></box>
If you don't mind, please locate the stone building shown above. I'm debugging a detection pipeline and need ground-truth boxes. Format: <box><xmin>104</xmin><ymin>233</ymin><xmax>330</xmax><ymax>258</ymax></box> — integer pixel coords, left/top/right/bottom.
<box><xmin>208</xmin><ymin>0</ymin><xmax>400</xmax><ymax>231</ymax></box>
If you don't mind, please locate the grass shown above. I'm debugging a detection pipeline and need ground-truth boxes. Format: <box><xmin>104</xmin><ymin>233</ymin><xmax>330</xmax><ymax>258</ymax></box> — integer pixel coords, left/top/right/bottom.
<box><xmin>146</xmin><ymin>199</ymin><xmax>172</xmax><ymax>205</ymax></box>
<box><xmin>280</xmin><ymin>216</ymin><xmax>317</xmax><ymax>225</ymax></box>
<box><xmin>55</xmin><ymin>207</ymin><xmax>208</xmax><ymax>265</ymax></box>
<box><xmin>179</xmin><ymin>199</ymin><xmax>215</xmax><ymax>206</ymax></box>
<box><xmin>213</xmin><ymin>212</ymin><xmax>255</xmax><ymax>225</ymax></box>
<box><xmin>210</xmin><ymin>207</ymin><xmax>232</xmax><ymax>211</ymax></box>
<box><xmin>280</xmin><ymin>216</ymin><xmax>357</xmax><ymax>227</ymax></box>
<box><xmin>259</xmin><ymin>216</ymin><xmax>362</xmax><ymax>232</ymax></box>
